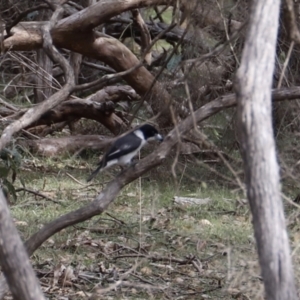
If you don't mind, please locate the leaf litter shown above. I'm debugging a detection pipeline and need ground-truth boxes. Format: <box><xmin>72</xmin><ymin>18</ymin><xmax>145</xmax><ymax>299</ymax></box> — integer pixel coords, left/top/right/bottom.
<box><xmin>9</xmin><ymin>168</ymin><xmax>265</xmax><ymax>300</ymax></box>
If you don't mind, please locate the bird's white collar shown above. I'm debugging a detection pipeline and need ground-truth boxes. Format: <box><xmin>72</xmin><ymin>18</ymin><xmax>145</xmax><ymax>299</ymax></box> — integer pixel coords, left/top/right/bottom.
<box><xmin>133</xmin><ymin>129</ymin><xmax>145</xmax><ymax>140</ymax></box>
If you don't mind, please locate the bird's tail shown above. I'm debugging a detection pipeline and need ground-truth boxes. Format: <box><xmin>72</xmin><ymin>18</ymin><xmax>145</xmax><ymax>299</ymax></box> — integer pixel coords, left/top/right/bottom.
<box><xmin>86</xmin><ymin>160</ymin><xmax>105</xmax><ymax>182</ymax></box>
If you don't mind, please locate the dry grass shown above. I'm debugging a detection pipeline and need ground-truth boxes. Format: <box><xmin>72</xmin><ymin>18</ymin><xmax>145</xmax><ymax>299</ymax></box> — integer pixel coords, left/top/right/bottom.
<box><xmin>2</xmin><ymin>122</ymin><xmax>300</xmax><ymax>299</ymax></box>
<box><xmin>1</xmin><ymin>155</ymin><xmax>272</xmax><ymax>300</ymax></box>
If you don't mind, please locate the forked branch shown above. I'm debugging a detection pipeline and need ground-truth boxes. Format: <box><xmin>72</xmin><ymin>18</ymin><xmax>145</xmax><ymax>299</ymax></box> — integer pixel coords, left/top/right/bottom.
<box><xmin>0</xmin><ymin>5</ymin><xmax>75</xmax><ymax>151</ymax></box>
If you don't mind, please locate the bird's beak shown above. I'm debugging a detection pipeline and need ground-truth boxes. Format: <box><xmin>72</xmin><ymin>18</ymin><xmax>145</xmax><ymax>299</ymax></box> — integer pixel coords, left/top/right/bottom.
<box><xmin>155</xmin><ymin>133</ymin><xmax>164</xmax><ymax>142</ymax></box>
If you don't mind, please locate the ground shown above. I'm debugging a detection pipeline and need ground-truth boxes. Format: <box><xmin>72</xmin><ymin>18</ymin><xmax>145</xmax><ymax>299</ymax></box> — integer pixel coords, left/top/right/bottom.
<box><xmin>4</xmin><ymin>155</ymin><xmax>300</xmax><ymax>300</ymax></box>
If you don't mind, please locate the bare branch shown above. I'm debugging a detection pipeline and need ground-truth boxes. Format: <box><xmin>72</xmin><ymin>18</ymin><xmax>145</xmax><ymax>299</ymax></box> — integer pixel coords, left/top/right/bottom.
<box><xmin>5</xmin><ymin>4</ymin><xmax>50</xmax><ymax>36</ymax></box>
<box><xmin>284</xmin><ymin>0</ymin><xmax>300</xmax><ymax>44</ymax></box>
<box><xmin>18</xmin><ymin>84</ymin><xmax>300</xmax><ymax>258</ymax></box>
<box><xmin>54</xmin><ymin>0</ymin><xmax>173</xmax><ymax>33</ymax></box>
<box><xmin>0</xmin><ymin>5</ymin><xmax>75</xmax><ymax>151</ymax></box>
<box><xmin>0</xmin><ymin>78</ymin><xmax>298</xmax><ymax>299</ymax></box>
<box><xmin>132</xmin><ymin>9</ymin><xmax>152</xmax><ymax>65</ymax></box>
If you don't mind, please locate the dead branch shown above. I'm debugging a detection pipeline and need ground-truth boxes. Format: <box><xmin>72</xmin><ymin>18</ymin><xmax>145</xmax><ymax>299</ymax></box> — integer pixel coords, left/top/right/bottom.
<box><xmin>32</xmin><ymin>98</ymin><xmax>121</xmax><ymax>133</ymax></box>
<box><xmin>1</xmin><ymin>85</ymin><xmax>138</xmax><ymax>137</ymax></box>
<box><xmin>82</xmin><ymin>61</ymin><xmax>116</xmax><ymax>73</ymax></box>
<box><xmin>132</xmin><ymin>9</ymin><xmax>152</xmax><ymax>65</ymax></box>
<box><xmin>15</xmin><ymin>187</ymin><xmax>61</xmax><ymax>204</ymax></box>
<box><xmin>0</xmin><ymin>97</ymin><xmax>18</xmax><ymax>112</ymax></box>
<box><xmin>20</xmin><ymin>135</ymin><xmax>112</xmax><ymax>156</ymax></box>
<box><xmin>284</xmin><ymin>0</ymin><xmax>300</xmax><ymax>44</ymax></box>
<box><xmin>20</xmin><ymin>85</ymin><xmax>300</xmax><ymax>256</ymax></box>
<box><xmin>0</xmin><ymin>79</ymin><xmax>298</xmax><ymax>299</ymax></box>
<box><xmin>53</xmin><ymin>0</ymin><xmax>172</xmax><ymax>33</ymax></box>
<box><xmin>12</xmin><ymin>85</ymin><xmax>300</xmax><ymax>157</ymax></box>
<box><xmin>29</xmin><ymin>85</ymin><xmax>139</xmax><ymax>133</ymax></box>
<box><xmin>3</xmin><ymin>1</ymin><xmax>177</xmax><ymax>127</ymax></box>
<box><xmin>73</xmin><ymin>59</ymin><xmax>145</xmax><ymax>92</ymax></box>
<box><xmin>29</xmin><ymin>121</ymin><xmax>69</xmax><ymax>137</ymax></box>
<box><xmin>0</xmin><ymin>5</ymin><xmax>75</xmax><ymax>151</ymax></box>
<box><xmin>106</xmin><ymin>18</ymin><xmax>190</xmax><ymax>47</ymax></box>
<box><xmin>70</xmin><ymin>52</ymin><xmax>82</xmax><ymax>84</ymax></box>
<box><xmin>5</xmin><ymin>4</ymin><xmax>50</xmax><ymax>36</ymax></box>
<box><xmin>113</xmin><ymin>253</ymin><xmax>195</xmax><ymax>264</ymax></box>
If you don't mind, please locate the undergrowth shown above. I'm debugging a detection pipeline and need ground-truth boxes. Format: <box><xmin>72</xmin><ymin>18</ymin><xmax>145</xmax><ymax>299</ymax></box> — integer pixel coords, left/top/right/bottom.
<box><xmin>4</xmin><ymin>156</ymin><xmax>300</xmax><ymax>300</ymax></box>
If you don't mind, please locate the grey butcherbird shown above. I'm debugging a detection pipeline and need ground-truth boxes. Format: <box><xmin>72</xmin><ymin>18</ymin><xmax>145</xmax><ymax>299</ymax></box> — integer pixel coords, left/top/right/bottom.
<box><xmin>87</xmin><ymin>124</ymin><xmax>163</xmax><ymax>182</ymax></box>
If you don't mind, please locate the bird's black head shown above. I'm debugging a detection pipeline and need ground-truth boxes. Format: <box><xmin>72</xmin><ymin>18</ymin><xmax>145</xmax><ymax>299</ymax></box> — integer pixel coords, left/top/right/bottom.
<box><xmin>139</xmin><ymin>124</ymin><xmax>163</xmax><ymax>142</ymax></box>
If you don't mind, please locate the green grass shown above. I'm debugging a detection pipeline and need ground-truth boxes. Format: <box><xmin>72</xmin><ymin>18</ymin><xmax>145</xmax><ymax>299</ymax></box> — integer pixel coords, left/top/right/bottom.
<box><xmin>4</xmin><ymin>155</ymin><xmax>266</xmax><ymax>299</ymax></box>
<box><xmin>8</xmin><ymin>134</ymin><xmax>300</xmax><ymax>299</ymax></box>
<box><xmin>9</xmin><ymin>152</ymin><xmax>300</xmax><ymax>299</ymax></box>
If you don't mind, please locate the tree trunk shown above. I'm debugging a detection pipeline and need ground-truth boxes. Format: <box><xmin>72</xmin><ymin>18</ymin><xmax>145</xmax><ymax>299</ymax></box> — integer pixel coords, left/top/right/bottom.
<box><xmin>0</xmin><ymin>189</ymin><xmax>45</xmax><ymax>300</ymax></box>
<box><xmin>34</xmin><ymin>10</ymin><xmax>53</xmax><ymax>103</ymax></box>
<box><xmin>70</xmin><ymin>52</ymin><xmax>82</xmax><ymax>84</ymax></box>
<box><xmin>34</xmin><ymin>49</ymin><xmax>53</xmax><ymax>103</ymax></box>
<box><xmin>235</xmin><ymin>0</ymin><xmax>297</xmax><ymax>299</ymax></box>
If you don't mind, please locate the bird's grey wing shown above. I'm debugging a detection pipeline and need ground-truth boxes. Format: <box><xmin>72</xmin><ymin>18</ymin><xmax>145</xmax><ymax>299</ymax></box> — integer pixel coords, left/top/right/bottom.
<box><xmin>106</xmin><ymin>135</ymin><xmax>141</xmax><ymax>161</ymax></box>
<box><xmin>87</xmin><ymin>133</ymin><xmax>140</xmax><ymax>182</ymax></box>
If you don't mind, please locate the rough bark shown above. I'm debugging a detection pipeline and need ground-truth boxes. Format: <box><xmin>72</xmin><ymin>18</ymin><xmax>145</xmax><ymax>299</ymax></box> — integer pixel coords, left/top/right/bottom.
<box><xmin>70</xmin><ymin>52</ymin><xmax>82</xmax><ymax>84</ymax></box>
<box><xmin>33</xmin><ymin>97</ymin><xmax>124</xmax><ymax>134</ymax></box>
<box><xmin>132</xmin><ymin>9</ymin><xmax>152</xmax><ymax>65</ymax></box>
<box><xmin>28</xmin><ymin>85</ymin><xmax>138</xmax><ymax>134</ymax></box>
<box><xmin>235</xmin><ymin>0</ymin><xmax>297</xmax><ymax>299</ymax></box>
<box><xmin>34</xmin><ymin>49</ymin><xmax>53</xmax><ymax>103</ymax></box>
<box><xmin>0</xmin><ymin>189</ymin><xmax>45</xmax><ymax>300</ymax></box>
<box><xmin>34</xmin><ymin>9</ymin><xmax>53</xmax><ymax>103</ymax></box>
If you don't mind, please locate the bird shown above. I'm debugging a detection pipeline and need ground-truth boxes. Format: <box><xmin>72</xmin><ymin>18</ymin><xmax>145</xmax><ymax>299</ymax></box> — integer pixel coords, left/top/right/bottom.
<box><xmin>87</xmin><ymin>124</ymin><xmax>163</xmax><ymax>182</ymax></box>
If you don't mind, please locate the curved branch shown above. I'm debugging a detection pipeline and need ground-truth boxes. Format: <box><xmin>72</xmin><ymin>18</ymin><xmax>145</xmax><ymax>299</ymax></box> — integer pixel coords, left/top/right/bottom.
<box><xmin>3</xmin><ymin>1</ymin><xmax>177</xmax><ymax>127</ymax></box>
<box><xmin>132</xmin><ymin>9</ymin><xmax>152</xmax><ymax>65</ymax></box>
<box><xmin>15</xmin><ymin>86</ymin><xmax>138</xmax><ymax>134</ymax></box>
<box><xmin>0</xmin><ymin>83</ymin><xmax>299</xmax><ymax>299</ymax></box>
<box><xmin>35</xmin><ymin>99</ymin><xmax>124</xmax><ymax>134</ymax></box>
<box><xmin>0</xmin><ymin>7</ymin><xmax>75</xmax><ymax>151</ymax></box>
<box><xmin>17</xmin><ymin>84</ymin><xmax>300</xmax><ymax>256</ymax></box>
<box><xmin>54</xmin><ymin>0</ymin><xmax>173</xmax><ymax>33</ymax></box>
<box><xmin>5</xmin><ymin>4</ymin><xmax>50</xmax><ymax>36</ymax></box>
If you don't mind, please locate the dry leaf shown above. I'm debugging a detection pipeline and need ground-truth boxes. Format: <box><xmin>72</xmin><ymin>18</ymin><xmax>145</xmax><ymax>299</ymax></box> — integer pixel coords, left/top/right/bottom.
<box><xmin>141</xmin><ymin>266</ymin><xmax>152</xmax><ymax>275</ymax></box>
<box><xmin>199</xmin><ymin>219</ymin><xmax>212</xmax><ymax>226</ymax></box>
<box><xmin>53</xmin><ymin>263</ymin><xmax>65</xmax><ymax>287</ymax></box>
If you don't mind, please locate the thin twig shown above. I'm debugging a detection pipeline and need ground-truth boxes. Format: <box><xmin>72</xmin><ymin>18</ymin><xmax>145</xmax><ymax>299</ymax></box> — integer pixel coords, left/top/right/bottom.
<box><xmin>277</xmin><ymin>41</ymin><xmax>294</xmax><ymax>88</ymax></box>
<box><xmin>15</xmin><ymin>188</ymin><xmax>62</xmax><ymax>205</ymax></box>
<box><xmin>105</xmin><ymin>212</ymin><xmax>126</xmax><ymax>225</ymax></box>
<box><xmin>65</xmin><ymin>172</ymin><xmax>86</xmax><ymax>186</ymax></box>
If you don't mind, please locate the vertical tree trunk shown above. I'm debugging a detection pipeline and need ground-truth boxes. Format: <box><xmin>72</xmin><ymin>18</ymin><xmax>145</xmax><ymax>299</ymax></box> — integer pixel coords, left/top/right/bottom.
<box><xmin>34</xmin><ymin>49</ymin><xmax>53</xmax><ymax>103</ymax></box>
<box><xmin>0</xmin><ymin>189</ymin><xmax>45</xmax><ymax>300</ymax></box>
<box><xmin>34</xmin><ymin>11</ymin><xmax>53</xmax><ymax>103</ymax></box>
<box><xmin>235</xmin><ymin>0</ymin><xmax>297</xmax><ymax>299</ymax></box>
<box><xmin>70</xmin><ymin>52</ymin><xmax>82</xmax><ymax>84</ymax></box>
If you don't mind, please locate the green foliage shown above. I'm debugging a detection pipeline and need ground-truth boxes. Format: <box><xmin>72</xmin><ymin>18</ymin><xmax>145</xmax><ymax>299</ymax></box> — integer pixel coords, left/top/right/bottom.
<box><xmin>0</xmin><ymin>147</ymin><xmax>22</xmax><ymax>201</ymax></box>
